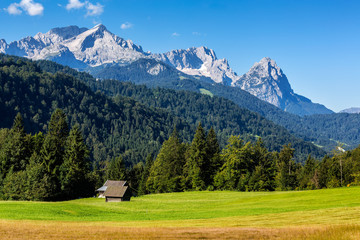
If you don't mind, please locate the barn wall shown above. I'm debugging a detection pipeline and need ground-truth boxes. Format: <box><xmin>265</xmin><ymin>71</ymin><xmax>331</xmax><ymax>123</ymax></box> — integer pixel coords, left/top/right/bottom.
<box><xmin>106</xmin><ymin>197</ymin><xmax>122</xmax><ymax>202</ymax></box>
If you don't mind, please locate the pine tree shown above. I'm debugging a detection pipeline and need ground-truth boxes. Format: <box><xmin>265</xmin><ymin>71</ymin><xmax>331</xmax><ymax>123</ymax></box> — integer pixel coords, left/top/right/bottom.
<box><xmin>138</xmin><ymin>154</ymin><xmax>154</xmax><ymax>195</ymax></box>
<box><xmin>275</xmin><ymin>144</ymin><xmax>297</xmax><ymax>190</ymax></box>
<box><xmin>107</xmin><ymin>155</ymin><xmax>127</xmax><ymax>181</ymax></box>
<box><xmin>184</xmin><ymin>123</ymin><xmax>208</xmax><ymax>190</ymax></box>
<box><xmin>60</xmin><ymin>126</ymin><xmax>92</xmax><ymax>199</ymax></box>
<box><xmin>41</xmin><ymin>109</ymin><xmax>69</xmax><ymax>175</ymax></box>
<box><xmin>147</xmin><ymin>128</ymin><xmax>186</xmax><ymax>193</ymax></box>
<box><xmin>214</xmin><ymin>136</ymin><xmax>252</xmax><ymax>191</ymax></box>
<box><xmin>0</xmin><ymin>113</ymin><xmax>29</xmax><ymax>177</ymax></box>
<box><xmin>205</xmin><ymin>127</ymin><xmax>221</xmax><ymax>187</ymax></box>
<box><xmin>248</xmin><ymin>139</ymin><xmax>276</xmax><ymax>191</ymax></box>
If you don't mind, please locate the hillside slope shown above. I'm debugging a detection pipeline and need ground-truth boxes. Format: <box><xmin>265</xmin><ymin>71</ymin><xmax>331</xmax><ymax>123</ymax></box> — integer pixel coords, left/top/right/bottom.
<box><xmin>0</xmin><ymin>54</ymin><xmax>192</xmax><ymax>166</ymax></box>
<box><xmin>37</xmin><ymin>57</ymin><xmax>327</xmax><ymax>161</ymax></box>
<box><xmin>88</xmin><ymin>58</ymin><xmax>360</xmax><ymax>151</ymax></box>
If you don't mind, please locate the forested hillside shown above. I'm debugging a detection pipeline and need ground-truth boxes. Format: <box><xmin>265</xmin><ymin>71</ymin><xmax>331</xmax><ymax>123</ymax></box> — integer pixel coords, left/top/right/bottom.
<box><xmin>35</xmin><ymin>57</ymin><xmax>326</xmax><ymax>161</ymax></box>
<box><xmin>0</xmin><ymin>55</ymin><xmax>192</xmax><ymax>167</ymax></box>
<box><xmin>86</xmin><ymin>58</ymin><xmax>360</xmax><ymax>151</ymax></box>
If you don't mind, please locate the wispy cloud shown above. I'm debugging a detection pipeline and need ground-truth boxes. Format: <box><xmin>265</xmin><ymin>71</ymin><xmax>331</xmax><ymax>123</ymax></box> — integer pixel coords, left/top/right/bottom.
<box><xmin>65</xmin><ymin>0</ymin><xmax>104</xmax><ymax>17</ymax></box>
<box><xmin>6</xmin><ymin>0</ymin><xmax>44</xmax><ymax>16</ymax></box>
<box><xmin>121</xmin><ymin>22</ymin><xmax>133</xmax><ymax>30</ymax></box>
<box><xmin>192</xmin><ymin>32</ymin><xmax>207</xmax><ymax>37</ymax></box>
<box><xmin>66</xmin><ymin>0</ymin><xmax>85</xmax><ymax>10</ymax></box>
<box><xmin>172</xmin><ymin>32</ymin><xmax>180</xmax><ymax>37</ymax></box>
<box><xmin>86</xmin><ymin>2</ymin><xmax>103</xmax><ymax>16</ymax></box>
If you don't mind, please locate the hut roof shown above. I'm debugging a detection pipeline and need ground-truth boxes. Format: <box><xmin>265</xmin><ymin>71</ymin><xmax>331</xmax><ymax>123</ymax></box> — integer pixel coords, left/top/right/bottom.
<box><xmin>104</xmin><ymin>186</ymin><xmax>129</xmax><ymax>198</ymax></box>
<box><xmin>96</xmin><ymin>180</ymin><xmax>127</xmax><ymax>192</ymax></box>
<box><xmin>104</xmin><ymin>180</ymin><xmax>127</xmax><ymax>187</ymax></box>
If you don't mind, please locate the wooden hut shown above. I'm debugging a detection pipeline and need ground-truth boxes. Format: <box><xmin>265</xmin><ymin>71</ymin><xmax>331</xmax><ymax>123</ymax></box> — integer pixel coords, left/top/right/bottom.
<box><xmin>96</xmin><ymin>180</ymin><xmax>132</xmax><ymax>202</ymax></box>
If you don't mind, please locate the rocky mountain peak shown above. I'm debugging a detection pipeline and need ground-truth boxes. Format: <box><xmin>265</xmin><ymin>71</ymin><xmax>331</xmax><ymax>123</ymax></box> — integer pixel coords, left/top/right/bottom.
<box><xmin>233</xmin><ymin>58</ymin><xmax>294</xmax><ymax>108</ymax></box>
<box><xmin>47</xmin><ymin>26</ymin><xmax>88</xmax><ymax>40</ymax></box>
<box><xmin>153</xmin><ymin>46</ymin><xmax>238</xmax><ymax>84</ymax></box>
<box><xmin>249</xmin><ymin>57</ymin><xmax>284</xmax><ymax>81</ymax></box>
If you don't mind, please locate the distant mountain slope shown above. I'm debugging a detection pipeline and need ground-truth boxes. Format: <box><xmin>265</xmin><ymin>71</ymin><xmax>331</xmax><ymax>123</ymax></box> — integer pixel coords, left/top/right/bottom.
<box><xmin>0</xmin><ymin>24</ymin><xmax>332</xmax><ymax>116</ymax></box>
<box><xmin>85</xmin><ymin>58</ymin><xmax>360</xmax><ymax>151</ymax></box>
<box><xmin>35</xmin><ymin>57</ymin><xmax>328</xmax><ymax>162</ymax></box>
<box><xmin>340</xmin><ymin>108</ymin><xmax>360</xmax><ymax>114</ymax></box>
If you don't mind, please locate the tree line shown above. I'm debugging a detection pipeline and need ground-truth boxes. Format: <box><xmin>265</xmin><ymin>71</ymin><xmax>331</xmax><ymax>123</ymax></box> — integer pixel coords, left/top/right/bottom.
<box><xmin>1</xmin><ymin>112</ymin><xmax>360</xmax><ymax>200</ymax></box>
<box><xmin>117</xmin><ymin>123</ymin><xmax>360</xmax><ymax>195</ymax></box>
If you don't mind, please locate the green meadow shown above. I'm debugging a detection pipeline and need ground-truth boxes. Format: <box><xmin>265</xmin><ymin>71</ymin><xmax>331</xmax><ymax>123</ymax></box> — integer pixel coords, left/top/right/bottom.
<box><xmin>1</xmin><ymin>187</ymin><xmax>360</xmax><ymax>226</ymax></box>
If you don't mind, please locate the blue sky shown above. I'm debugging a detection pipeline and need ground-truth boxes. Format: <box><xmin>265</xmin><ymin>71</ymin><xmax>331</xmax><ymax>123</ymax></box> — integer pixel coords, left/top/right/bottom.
<box><xmin>1</xmin><ymin>0</ymin><xmax>359</xmax><ymax>112</ymax></box>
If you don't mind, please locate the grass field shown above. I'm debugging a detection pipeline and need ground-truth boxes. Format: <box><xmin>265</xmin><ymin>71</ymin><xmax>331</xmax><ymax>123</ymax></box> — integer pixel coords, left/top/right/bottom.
<box><xmin>1</xmin><ymin>187</ymin><xmax>360</xmax><ymax>239</ymax></box>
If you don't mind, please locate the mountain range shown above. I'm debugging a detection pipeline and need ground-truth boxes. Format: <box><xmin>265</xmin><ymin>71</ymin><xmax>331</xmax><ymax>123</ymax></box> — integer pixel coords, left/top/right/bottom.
<box><xmin>0</xmin><ymin>24</ymin><xmax>333</xmax><ymax>116</ymax></box>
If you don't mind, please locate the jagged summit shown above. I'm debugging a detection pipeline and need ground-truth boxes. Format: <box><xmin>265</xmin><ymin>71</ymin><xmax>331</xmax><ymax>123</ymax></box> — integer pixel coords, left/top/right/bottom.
<box><xmin>0</xmin><ymin>24</ymin><xmax>145</xmax><ymax>67</ymax></box>
<box><xmin>43</xmin><ymin>25</ymin><xmax>88</xmax><ymax>41</ymax></box>
<box><xmin>153</xmin><ymin>46</ymin><xmax>238</xmax><ymax>85</ymax></box>
<box><xmin>233</xmin><ymin>58</ymin><xmax>333</xmax><ymax>115</ymax></box>
<box><xmin>233</xmin><ymin>57</ymin><xmax>293</xmax><ymax>108</ymax></box>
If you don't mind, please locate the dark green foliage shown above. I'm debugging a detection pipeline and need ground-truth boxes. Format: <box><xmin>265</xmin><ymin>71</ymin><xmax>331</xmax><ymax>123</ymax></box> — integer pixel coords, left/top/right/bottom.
<box><xmin>184</xmin><ymin>123</ymin><xmax>209</xmax><ymax>190</ymax></box>
<box><xmin>128</xmin><ymin>162</ymin><xmax>144</xmax><ymax>195</ymax></box>
<box><xmin>107</xmin><ymin>156</ymin><xmax>127</xmax><ymax>181</ymax></box>
<box><xmin>205</xmin><ymin>127</ymin><xmax>222</xmax><ymax>186</ymax></box>
<box><xmin>275</xmin><ymin>144</ymin><xmax>299</xmax><ymax>190</ymax></box>
<box><xmin>60</xmin><ymin>125</ymin><xmax>93</xmax><ymax>199</ymax></box>
<box><xmin>87</xmin><ymin>80</ymin><xmax>325</xmax><ymax>162</ymax></box>
<box><xmin>0</xmin><ymin>112</ymin><xmax>94</xmax><ymax>200</ymax></box>
<box><xmin>147</xmin><ymin>129</ymin><xmax>186</xmax><ymax>193</ymax></box>
<box><xmin>298</xmin><ymin>155</ymin><xmax>318</xmax><ymax>190</ymax></box>
<box><xmin>138</xmin><ymin>154</ymin><xmax>153</xmax><ymax>195</ymax></box>
<box><xmin>214</xmin><ymin>136</ymin><xmax>276</xmax><ymax>191</ymax></box>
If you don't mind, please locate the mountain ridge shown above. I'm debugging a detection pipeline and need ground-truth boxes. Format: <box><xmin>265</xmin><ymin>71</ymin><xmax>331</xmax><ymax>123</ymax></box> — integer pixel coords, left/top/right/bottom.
<box><xmin>0</xmin><ymin>24</ymin><xmax>333</xmax><ymax>115</ymax></box>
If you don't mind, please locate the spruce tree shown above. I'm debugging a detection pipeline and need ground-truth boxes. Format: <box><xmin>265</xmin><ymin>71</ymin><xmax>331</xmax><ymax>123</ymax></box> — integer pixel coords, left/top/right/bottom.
<box><xmin>0</xmin><ymin>113</ymin><xmax>29</xmax><ymax>177</ymax></box>
<box><xmin>275</xmin><ymin>144</ymin><xmax>296</xmax><ymax>190</ymax></box>
<box><xmin>107</xmin><ymin>155</ymin><xmax>127</xmax><ymax>181</ymax></box>
<box><xmin>41</xmin><ymin>109</ymin><xmax>69</xmax><ymax>175</ymax></box>
<box><xmin>138</xmin><ymin>154</ymin><xmax>154</xmax><ymax>195</ymax></box>
<box><xmin>184</xmin><ymin>123</ymin><xmax>208</xmax><ymax>190</ymax></box>
<box><xmin>205</xmin><ymin>127</ymin><xmax>221</xmax><ymax>187</ymax></box>
<box><xmin>60</xmin><ymin>126</ymin><xmax>92</xmax><ymax>199</ymax></box>
<box><xmin>147</xmin><ymin>128</ymin><xmax>185</xmax><ymax>193</ymax></box>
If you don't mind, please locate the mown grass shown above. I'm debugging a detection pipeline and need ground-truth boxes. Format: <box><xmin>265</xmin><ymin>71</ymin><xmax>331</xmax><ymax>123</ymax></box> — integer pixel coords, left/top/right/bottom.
<box><xmin>1</xmin><ymin>187</ymin><xmax>360</xmax><ymax>225</ymax></box>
